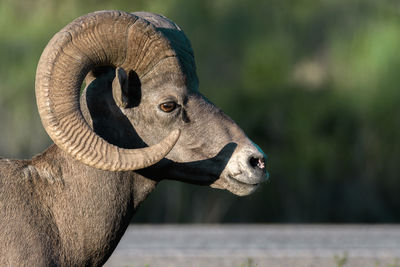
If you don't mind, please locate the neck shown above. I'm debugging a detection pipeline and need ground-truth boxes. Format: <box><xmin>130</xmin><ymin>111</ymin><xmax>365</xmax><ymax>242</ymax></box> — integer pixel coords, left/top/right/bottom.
<box><xmin>30</xmin><ymin>144</ymin><xmax>157</xmax><ymax>265</ymax></box>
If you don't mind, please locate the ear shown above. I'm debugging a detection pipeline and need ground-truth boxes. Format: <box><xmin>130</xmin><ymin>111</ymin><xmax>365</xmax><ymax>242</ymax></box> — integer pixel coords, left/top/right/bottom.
<box><xmin>112</xmin><ymin>67</ymin><xmax>141</xmax><ymax>108</ymax></box>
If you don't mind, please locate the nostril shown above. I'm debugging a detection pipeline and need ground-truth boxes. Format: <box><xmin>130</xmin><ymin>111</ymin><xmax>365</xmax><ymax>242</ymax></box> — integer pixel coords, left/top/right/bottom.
<box><xmin>249</xmin><ymin>156</ymin><xmax>266</xmax><ymax>172</ymax></box>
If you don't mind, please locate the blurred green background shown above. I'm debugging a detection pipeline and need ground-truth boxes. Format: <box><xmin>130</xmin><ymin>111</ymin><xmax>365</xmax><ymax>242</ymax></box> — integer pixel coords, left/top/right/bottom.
<box><xmin>1</xmin><ymin>0</ymin><xmax>400</xmax><ymax>223</ymax></box>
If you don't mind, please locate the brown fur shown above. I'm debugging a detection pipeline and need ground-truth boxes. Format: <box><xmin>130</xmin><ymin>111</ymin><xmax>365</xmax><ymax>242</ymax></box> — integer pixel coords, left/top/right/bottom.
<box><xmin>0</xmin><ymin>145</ymin><xmax>155</xmax><ymax>266</ymax></box>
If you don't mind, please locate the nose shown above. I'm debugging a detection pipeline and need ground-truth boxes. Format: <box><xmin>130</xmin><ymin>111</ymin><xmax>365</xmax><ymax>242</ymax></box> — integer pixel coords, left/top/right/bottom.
<box><xmin>249</xmin><ymin>154</ymin><xmax>267</xmax><ymax>174</ymax></box>
<box><xmin>249</xmin><ymin>155</ymin><xmax>266</xmax><ymax>170</ymax></box>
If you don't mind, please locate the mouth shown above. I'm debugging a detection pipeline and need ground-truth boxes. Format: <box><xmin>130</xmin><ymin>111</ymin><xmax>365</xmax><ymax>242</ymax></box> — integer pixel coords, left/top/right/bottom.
<box><xmin>221</xmin><ymin>169</ymin><xmax>269</xmax><ymax>196</ymax></box>
<box><xmin>227</xmin><ymin>174</ymin><xmax>261</xmax><ymax>187</ymax></box>
<box><xmin>224</xmin><ymin>173</ymin><xmax>261</xmax><ymax>195</ymax></box>
<box><xmin>210</xmin><ymin>170</ymin><xmax>268</xmax><ymax>196</ymax></box>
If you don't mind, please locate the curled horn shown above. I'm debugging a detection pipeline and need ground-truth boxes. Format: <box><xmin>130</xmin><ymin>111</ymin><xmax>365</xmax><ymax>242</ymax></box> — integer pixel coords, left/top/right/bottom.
<box><xmin>35</xmin><ymin>10</ymin><xmax>181</xmax><ymax>171</ymax></box>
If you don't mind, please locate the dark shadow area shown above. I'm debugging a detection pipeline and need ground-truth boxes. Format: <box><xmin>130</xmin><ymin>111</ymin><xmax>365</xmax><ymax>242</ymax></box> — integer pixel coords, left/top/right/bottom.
<box><xmin>138</xmin><ymin>142</ymin><xmax>237</xmax><ymax>186</ymax></box>
<box><xmin>84</xmin><ymin>67</ymin><xmax>146</xmax><ymax>150</ymax></box>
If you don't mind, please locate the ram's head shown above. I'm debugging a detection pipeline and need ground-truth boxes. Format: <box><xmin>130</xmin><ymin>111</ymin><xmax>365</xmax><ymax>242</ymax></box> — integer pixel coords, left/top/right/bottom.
<box><xmin>36</xmin><ymin>11</ymin><xmax>268</xmax><ymax>196</ymax></box>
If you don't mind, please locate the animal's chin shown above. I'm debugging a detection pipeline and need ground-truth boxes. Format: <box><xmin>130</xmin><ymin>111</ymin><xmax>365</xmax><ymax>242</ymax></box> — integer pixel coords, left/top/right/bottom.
<box><xmin>210</xmin><ymin>173</ymin><xmax>264</xmax><ymax>196</ymax></box>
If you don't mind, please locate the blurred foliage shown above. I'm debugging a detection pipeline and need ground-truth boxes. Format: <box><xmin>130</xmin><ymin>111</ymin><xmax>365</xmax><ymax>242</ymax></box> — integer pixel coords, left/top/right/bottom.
<box><xmin>1</xmin><ymin>0</ymin><xmax>400</xmax><ymax>223</ymax></box>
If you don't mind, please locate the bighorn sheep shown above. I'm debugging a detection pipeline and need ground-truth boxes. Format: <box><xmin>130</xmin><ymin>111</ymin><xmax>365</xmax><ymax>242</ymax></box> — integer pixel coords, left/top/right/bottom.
<box><xmin>0</xmin><ymin>10</ymin><xmax>267</xmax><ymax>266</ymax></box>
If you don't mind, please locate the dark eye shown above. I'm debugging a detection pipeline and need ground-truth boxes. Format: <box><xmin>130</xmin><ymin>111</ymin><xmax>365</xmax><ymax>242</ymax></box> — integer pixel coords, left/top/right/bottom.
<box><xmin>159</xmin><ymin>101</ymin><xmax>178</xmax><ymax>113</ymax></box>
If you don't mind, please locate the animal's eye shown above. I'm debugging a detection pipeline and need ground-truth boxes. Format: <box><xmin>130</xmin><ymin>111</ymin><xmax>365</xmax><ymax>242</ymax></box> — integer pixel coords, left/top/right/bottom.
<box><xmin>159</xmin><ymin>101</ymin><xmax>178</xmax><ymax>113</ymax></box>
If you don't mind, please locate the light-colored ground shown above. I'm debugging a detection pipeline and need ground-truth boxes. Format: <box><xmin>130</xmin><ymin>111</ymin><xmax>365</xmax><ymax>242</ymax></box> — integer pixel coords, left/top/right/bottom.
<box><xmin>105</xmin><ymin>224</ymin><xmax>400</xmax><ymax>267</ymax></box>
